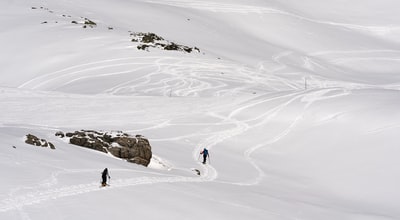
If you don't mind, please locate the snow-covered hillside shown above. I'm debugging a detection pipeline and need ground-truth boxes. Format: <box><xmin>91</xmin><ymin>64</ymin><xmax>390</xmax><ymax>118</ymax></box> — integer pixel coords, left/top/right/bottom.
<box><xmin>1</xmin><ymin>0</ymin><xmax>400</xmax><ymax>219</ymax></box>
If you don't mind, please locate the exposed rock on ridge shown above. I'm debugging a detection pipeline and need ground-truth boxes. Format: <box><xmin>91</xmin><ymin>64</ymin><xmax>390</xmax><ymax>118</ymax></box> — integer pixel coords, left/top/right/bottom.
<box><xmin>56</xmin><ymin>130</ymin><xmax>152</xmax><ymax>167</ymax></box>
<box><xmin>25</xmin><ymin>134</ymin><xmax>56</xmax><ymax>149</ymax></box>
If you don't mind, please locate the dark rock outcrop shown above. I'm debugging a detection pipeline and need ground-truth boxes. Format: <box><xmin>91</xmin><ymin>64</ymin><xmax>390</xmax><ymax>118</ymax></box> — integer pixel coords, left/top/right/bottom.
<box><xmin>61</xmin><ymin>130</ymin><xmax>152</xmax><ymax>167</ymax></box>
<box><xmin>55</xmin><ymin>131</ymin><xmax>65</xmax><ymax>138</ymax></box>
<box><xmin>25</xmin><ymin>134</ymin><xmax>56</xmax><ymax>149</ymax></box>
<box><xmin>130</xmin><ymin>32</ymin><xmax>200</xmax><ymax>53</ymax></box>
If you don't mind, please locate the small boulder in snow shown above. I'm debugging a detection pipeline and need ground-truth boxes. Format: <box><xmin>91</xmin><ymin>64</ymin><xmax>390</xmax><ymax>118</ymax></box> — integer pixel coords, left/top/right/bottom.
<box><xmin>25</xmin><ymin>134</ymin><xmax>55</xmax><ymax>149</ymax></box>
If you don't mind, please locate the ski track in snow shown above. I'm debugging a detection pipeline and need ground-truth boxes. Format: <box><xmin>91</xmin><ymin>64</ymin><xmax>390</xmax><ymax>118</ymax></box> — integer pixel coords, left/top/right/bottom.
<box><xmin>19</xmin><ymin>56</ymin><xmax>297</xmax><ymax>95</ymax></box>
<box><xmin>2</xmin><ymin>1</ymin><xmax>400</xmax><ymax>220</ymax></box>
<box><xmin>145</xmin><ymin>0</ymin><xmax>400</xmax><ymax>35</ymax></box>
<box><xmin>268</xmin><ymin>50</ymin><xmax>400</xmax><ymax>90</ymax></box>
<box><xmin>19</xmin><ymin>57</ymin><xmax>280</xmax><ymax>96</ymax></box>
<box><xmin>7</xmin><ymin>53</ymin><xmax>358</xmax><ymax>214</ymax></box>
<box><xmin>17</xmin><ymin>52</ymin><xmax>381</xmax><ymax>98</ymax></box>
<box><xmin>0</xmin><ymin>168</ymin><xmax>211</xmax><ymax>213</ymax></box>
<box><xmin>216</xmin><ymin>88</ymin><xmax>350</xmax><ymax>186</ymax></box>
<box><xmin>5</xmin><ymin>1</ymin><xmax>390</xmax><ymax>213</ymax></box>
<box><xmin>192</xmin><ymin>87</ymin><xmax>351</xmax><ymax>186</ymax></box>
<box><xmin>4</xmin><ymin>31</ymin><xmax>365</xmax><ymax>213</ymax></box>
<box><xmin>21</xmin><ymin>52</ymin><xmax>369</xmax><ymax>97</ymax></box>
<box><xmin>0</xmin><ymin>87</ymin><xmax>353</xmax><ymax>213</ymax></box>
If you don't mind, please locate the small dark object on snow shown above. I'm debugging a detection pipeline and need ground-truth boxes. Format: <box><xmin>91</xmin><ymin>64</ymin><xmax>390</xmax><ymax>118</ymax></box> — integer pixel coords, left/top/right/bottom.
<box><xmin>193</xmin><ymin>169</ymin><xmax>200</xmax><ymax>175</ymax></box>
<box><xmin>101</xmin><ymin>168</ymin><xmax>110</xmax><ymax>186</ymax></box>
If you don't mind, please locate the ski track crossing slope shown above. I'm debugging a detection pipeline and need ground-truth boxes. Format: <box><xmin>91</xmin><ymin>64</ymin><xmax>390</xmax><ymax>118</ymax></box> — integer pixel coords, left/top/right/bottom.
<box><xmin>145</xmin><ymin>0</ymin><xmax>400</xmax><ymax>35</ymax></box>
<box><xmin>1</xmin><ymin>72</ymin><xmax>353</xmax><ymax>215</ymax></box>
<box><xmin>2</xmin><ymin>0</ymin><xmax>400</xmax><ymax>219</ymax></box>
<box><xmin>18</xmin><ymin>56</ymin><xmax>304</xmax><ymax>95</ymax></box>
<box><xmin>0</xmin><ymin>168</ymin><xmax>209</xmax><ymax>213</ymax></box>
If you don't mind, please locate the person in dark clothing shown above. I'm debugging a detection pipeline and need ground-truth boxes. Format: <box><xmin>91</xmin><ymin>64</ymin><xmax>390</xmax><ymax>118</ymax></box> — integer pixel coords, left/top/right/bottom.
<box><xmin>200</xmin><ymin>148</ymin><xmax>209</xmax><ymax>164</ymax></box>
<box><xmin>101</xmin><ymin>168</ymin><xmax>110</xmax><ymax>186</ymax></box>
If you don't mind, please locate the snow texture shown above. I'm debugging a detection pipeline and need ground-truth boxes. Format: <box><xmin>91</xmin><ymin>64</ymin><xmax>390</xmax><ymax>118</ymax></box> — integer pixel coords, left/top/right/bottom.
<box><xmin>1</xmin><ymin>0</ymin><xmax>400</xmax><ymax>219</ymax></box>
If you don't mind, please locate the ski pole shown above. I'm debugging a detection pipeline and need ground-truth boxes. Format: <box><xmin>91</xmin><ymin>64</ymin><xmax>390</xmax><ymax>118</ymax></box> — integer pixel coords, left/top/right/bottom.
<box><xmin>108</xmin><ymin>170</ymin><xmax>111</xmax><ymax>185</ymax></box>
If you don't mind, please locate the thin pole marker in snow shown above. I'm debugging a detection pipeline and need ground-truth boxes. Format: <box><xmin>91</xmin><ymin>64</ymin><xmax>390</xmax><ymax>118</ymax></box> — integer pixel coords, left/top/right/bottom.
<box><xmin>304</xmin><ymin>77</ymin><xmax>307</xmax><ymax>90</ymax></box>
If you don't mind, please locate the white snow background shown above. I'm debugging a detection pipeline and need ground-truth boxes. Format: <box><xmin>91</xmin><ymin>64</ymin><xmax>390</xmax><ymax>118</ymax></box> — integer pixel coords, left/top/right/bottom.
<box><xmin>1</xmin><ymin>0</ymin><xmax>400</xmax><ymax>219</ymax></box>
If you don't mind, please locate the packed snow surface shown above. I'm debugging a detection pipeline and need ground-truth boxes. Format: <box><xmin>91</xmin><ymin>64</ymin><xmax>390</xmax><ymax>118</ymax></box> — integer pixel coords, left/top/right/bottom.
<box><xmin>1</xmin><ymin>0</ymin><xmax>400</xmax><ymax>219</ymax></box>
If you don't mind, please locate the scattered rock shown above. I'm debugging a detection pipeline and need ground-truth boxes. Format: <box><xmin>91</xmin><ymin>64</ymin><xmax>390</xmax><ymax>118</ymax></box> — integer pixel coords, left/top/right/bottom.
<box><xmin>30</xmin><ymin>6</ymin><xmax>197</xmax><ymax>54</ymax></box>
<box><xmin>25</xmin><ymin>134</ymin><xmax>56</xmax><ymax>149</ymax></box>
<box><xmin>193</xmin><ymin>169</ymin><xmax>201</xmax><ymax>175</ymax></box>
<box><xmin>83</xmin><ymin>18</ymin><xmax>97</xmax><ymax>28</ymax></box>
<box><xmin>55</xmin><ymin>131</ymin><xmax>65</xmax><ymax>138</ymax></box>
<box><xmin>130</xmin><ymin>32</ymin><xmax>200</xmax><ymax>53</ymax></box>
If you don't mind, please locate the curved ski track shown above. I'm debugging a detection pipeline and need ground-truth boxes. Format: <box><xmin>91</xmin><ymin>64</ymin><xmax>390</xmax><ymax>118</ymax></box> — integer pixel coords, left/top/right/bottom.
<box><xmin>8</xmin><ymin>1</ymin><xmax>375</xmax><ymax>212</ymax></box>
<box><xmin>18</xmin><ymin>56</ymin><xmax>305</xmax><ymax>95</ymax></box>
<box><xmin>8</xmin><ymin>56</ymin><xmax>358</xmax><ymax>214</ymax></box>
<box><xmin>145</xmin><ymin>0</ymin><xmax>400</xmax><ymax>35</ymax></box>
<box><xmin>0</xmin><ymin>85</ymin><xmax>351</xmax><ymax>214</ymax></box>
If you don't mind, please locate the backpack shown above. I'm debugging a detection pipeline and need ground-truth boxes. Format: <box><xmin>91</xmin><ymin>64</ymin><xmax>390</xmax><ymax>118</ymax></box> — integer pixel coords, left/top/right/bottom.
<box><xmin>202</xmin><ymin>149</ymin><xmax>208</xmax><ymax>156</ymax></box>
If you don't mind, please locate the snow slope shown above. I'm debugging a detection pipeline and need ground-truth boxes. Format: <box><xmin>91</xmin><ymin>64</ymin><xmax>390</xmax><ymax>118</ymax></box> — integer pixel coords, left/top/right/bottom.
<box><xmin>1</xmin><ymin>0</ymin><xmax>400</xmax><ymax>219</ymax></box>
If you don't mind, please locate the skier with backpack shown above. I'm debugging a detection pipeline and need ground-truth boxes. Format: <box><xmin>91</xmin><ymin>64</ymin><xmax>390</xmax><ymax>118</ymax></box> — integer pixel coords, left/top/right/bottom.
<box><xmin>101</xmin><ymin>168</ymin><xmax>111</xmax><ymax>186</ymax></box>
<box><xmin>200</xmin><ymin>148</ymin><xmax>210</xmax><ymax>164</ymax></box>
